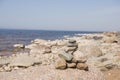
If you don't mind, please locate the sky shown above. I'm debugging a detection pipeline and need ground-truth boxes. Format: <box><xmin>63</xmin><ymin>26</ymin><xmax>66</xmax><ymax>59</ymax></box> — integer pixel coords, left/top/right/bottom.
<box><xmin>0</xmin><ymin>0</ymin><xmax>120</xmax><ymax>31</ymax></box>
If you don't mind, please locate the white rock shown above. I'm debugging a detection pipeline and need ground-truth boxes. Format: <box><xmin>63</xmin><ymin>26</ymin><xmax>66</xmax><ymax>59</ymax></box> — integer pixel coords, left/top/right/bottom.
<box><xmin>13</xmin><ymin>44</ymin><xmax>25</xmax><ymax>48</ymax></box>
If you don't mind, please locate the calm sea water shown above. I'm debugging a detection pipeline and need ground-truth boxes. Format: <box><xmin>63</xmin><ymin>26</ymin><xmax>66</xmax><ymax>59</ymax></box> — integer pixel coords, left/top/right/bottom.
<box><xmin>0</xmin><ymin>29</ymin><xmax>100</xmax><ymax>56</ymax></box>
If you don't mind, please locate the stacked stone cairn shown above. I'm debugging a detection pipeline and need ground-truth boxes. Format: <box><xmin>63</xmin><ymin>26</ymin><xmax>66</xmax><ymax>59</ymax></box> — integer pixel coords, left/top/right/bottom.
<box><xmin>55</xmin><ymin>39</ymin><xmax>88</xmax><ymax>71</ymax></box>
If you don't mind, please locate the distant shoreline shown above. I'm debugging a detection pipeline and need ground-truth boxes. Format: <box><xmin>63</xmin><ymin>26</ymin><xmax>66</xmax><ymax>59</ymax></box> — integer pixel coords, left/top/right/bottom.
<box><xmin>0</xmin><ymin>28</ymin><xmax>105</xmax><ymax>32</ymax></box>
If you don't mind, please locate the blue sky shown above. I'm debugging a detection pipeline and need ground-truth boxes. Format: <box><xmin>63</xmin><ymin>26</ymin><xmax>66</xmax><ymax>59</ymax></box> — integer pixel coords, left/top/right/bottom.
<box><xmin>0</xmin><ymin>0</ymin><xmax>120</xmax><ymax>31</ymax></box>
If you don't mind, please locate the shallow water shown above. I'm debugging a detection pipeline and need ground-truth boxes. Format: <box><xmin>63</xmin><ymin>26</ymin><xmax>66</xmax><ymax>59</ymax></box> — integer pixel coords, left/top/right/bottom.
<box><xmin>0</xmin><ymin>29</ymin><xmax>100</xmax><ymax>56</ymax></box>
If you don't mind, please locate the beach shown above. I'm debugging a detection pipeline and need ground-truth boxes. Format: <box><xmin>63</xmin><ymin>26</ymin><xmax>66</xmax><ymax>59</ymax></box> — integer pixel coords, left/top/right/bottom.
<box><xmin>0</xmin><ymin>31</ymin><xmax>120</xmax><ymax>80</ymax></box>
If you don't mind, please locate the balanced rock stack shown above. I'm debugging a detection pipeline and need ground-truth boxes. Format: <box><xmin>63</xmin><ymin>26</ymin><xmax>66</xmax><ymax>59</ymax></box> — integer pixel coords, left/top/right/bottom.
<box><xmin>65</xmin><ymin>39</ymin><xmax>78</xmax><ymax>54</ymax></box>
<box><xmin>55</xmin><ymin>39</ymin><xmax>88</xmax><ymax>71</ymax></box>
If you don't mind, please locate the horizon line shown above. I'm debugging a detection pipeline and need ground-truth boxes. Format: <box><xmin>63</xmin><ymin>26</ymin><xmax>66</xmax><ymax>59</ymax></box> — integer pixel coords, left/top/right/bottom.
<box><xmin>0</xmin><ymin>28</ymin><xmax>106</xmax><ymax>32</ymax></box>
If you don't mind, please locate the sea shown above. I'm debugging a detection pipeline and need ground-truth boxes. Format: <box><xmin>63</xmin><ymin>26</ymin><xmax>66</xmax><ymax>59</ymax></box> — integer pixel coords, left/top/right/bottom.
<box><xmin>0</xmin><ymin>29</ymin><xmax>101</xmax><ymax>56</ymax></box>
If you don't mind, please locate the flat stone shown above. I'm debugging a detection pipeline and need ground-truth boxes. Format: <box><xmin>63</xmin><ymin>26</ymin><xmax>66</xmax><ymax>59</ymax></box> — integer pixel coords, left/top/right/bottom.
<box><xmin>67</xmin><ymin>63</ymin><xmax>76</xmax><ymax>68</ymax></box>
<box><xmin>0</xmin><ymin>57</ymin><xmax>11</xmax><ymax>66</ymax></box>
<box><xmin>13</xmin><ymin>44</ymin><xmax>25</xmax><ymax>49</ymax></box>
<box><xmin>67</xmin><ymin>51</ymin><xmax>75</xmax><ymax>55</ymax></box>
<box><xmin>65</xmin><ymin>47</ymin><xmax>77</xmax><ymax>52</ymax></box>
<box><xmin>9</xmin><ymin>54</ymin><xmax>36</xmax><ymax>67</ymax></box>
<box><xmin>93</xmin><ymin>36</ymin><xmax>103</xmax><ymax>40</ymax></box>
<box><xmin>69</xmin><ymin>39</ymin><xmax>76</xmax><ymax>43</ymax></box>
<box><xmin>76</xmin><ymin>63</ymin><xmax>88</xmax><ymax>70</ymax></box>
<box><xmin>67</xmin><ymin>43</ymin><xmax>78</xmax><ymax>47</ymax></box>
<box><xmin>55</xmin><ymin>58</ymin><xmax>66</xmax><ymax>69</ymax></box>
<box><xmin>105</xmin><ymin>64</ymin><xmax>117</xmax><ymax>69</ymax></box>
<box><xmin>58</xmin><ymin>52</ymin><xmax>73</xmax><ymax>61</ymax></box>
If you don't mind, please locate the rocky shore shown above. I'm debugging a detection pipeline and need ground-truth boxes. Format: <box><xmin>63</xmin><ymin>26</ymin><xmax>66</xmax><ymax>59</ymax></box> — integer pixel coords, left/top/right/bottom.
<box><xmin>0</xmin><ymin>32</ymin><xmax>120</xmax><ymax>80</ymax></box>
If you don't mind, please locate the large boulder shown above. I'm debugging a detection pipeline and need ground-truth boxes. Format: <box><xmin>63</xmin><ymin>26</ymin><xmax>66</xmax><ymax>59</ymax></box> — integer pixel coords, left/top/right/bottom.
<box><xmin>87</xmin><ymin>53</ymin><xmax>120</xmax><ymax>71</ymax></box>
<box><xmin>78</xmin><ymin>45</ymin><xmax>103</xmax><ymax>57</ymax></box>
<box><xmin>103</xmin><ymin>36</ymin><xmax>118</xmax><ymax>43</ymax></box>
<box><xmin>9</xmin><ymin>53</ymin><xmax>41</xmax><ymax>67</ymax></box>
<box><xmin>0</xmin><ymin>57</ymin><xmax>11</xmax><ymax>66</ymax></box>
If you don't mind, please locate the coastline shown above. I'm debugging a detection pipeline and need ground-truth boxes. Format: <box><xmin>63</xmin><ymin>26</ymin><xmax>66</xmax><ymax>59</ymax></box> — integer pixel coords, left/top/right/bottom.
<box><xmin>0</xmin><ymin>31</ymin><xmax>120</xmax><ymax>80</ymax></box>
<box><xmin>0</xmin><ymin>29</ymin><xmax>102</xmax><ymax>56</ymax></box>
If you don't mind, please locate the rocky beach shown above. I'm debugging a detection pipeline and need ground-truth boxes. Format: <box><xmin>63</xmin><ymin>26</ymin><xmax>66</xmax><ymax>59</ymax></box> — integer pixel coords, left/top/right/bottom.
<box><xmin>0</xmin><ymin>32</ymin><xmax>120</xmax><ymax>80</ymax></box>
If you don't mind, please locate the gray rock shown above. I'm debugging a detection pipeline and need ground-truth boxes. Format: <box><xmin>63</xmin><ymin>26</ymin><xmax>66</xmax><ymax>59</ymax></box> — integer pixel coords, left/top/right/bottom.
<box><xmin>55</xmin><ymin>58</ymin><xmax>66</xmax><ymax>69</ymax></box>
<box><xmin>58</xmin><ymin>52</ymin><xmax>73</xmax><ymax>61</ymax></box>
<box><xmin>69</xmin><ymin>39</ymin><xmax>76</xmax><ymax>43</ymax></box>
<box><xmin>78</xmin><ymin>45</ymin><xmax>102</xmax><ymax>57</ymax></box>
<box><xmin>87</xmin><ymin>53</ymin><xmax>120</xmax><ymax>71</ymax></box>
<box><xmin>93</xmin><ymin>36</ymin><xmax>103</xmax><ymax>40</ymax></box>
<box><xmin>0</xmin><ymin>57</ymin><xmax>11</xmax><ymax>66</ymax></box>
<box><xmin>105</xmin><ymin>64</ymin><xmax>117</xmax><ymax>69</ymax></box>
<box><xmin>65</xmin><ymin>47</ymin><xmax>77</xmax><ymax>52</ymax></box>
<box><xmin>9</xmin><ymin>54</ymin><xmax>41</xmax><ymax>67</ymax></box>
<box><xmin>13</xmin><ymin>44</ymin><xmax>25</xmax><ymax>49</ymax></box>
<box><xmin>67</xmin><ymin>43</ymin><xmax>78</xmax><ymax>47</ymax></box>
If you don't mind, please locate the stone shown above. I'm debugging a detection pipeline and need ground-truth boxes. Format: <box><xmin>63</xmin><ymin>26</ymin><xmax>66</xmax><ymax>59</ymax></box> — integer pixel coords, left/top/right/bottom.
<box><xmin>67</xmin><ymin>43</ymin><xmax>78</xmax><ymax>47</ymax></box>
<box><xmin>0</xmin><ymin>57</ymin><xmax>11</xmax><ymax>66</ymax></box>
<box><xmin>67</xmin><ymin>63</ymin><xmax>76</xmax><ymax>68</ymax></box>
<box><xmin>73</xmin><ymin>50</ymin><xmax>87</xmax><ymax>63</ymax></box>
<box><xmin>105</xmin><ymin>64</ymin><xmax>117</xmax><ymax>69</ymax></box>
<box><xmin>44</xmin><ymin>48</ymin><xmax>51</xmax><ymax>53</ymax></box>
<box><xmin>58</xmin><ymin>52</ymin><xmax>73</xmax><ymax>61</ymax></box>
<box><xmin>67</xmin><ymin>51</ymin><xmax>75</xmax><ymax>54</ymax></box>
<box><xmin>78</xmin><ymin>45</ymin><xmax>103</xmax><ymax>57</ymax></box>
<box><xmin>103</xmin><ymin>32</ymin><xmax>117</xmax><ymax>37</ymax></box>
<box><xmin>0</xmin><ymin>67</ymin><xmax>4</xmax><ymax>72</ymax></box>
<box><xmin>65</xmin><ymin>47</ymin><xmax>77</xmax><ymax>52</ymax></box>
<box><xmin>13</xmin><ymin>44</ymin><xmax>25</xmax><ymax>49</ymax></box>
<box><xmin>32</xmin><ymin>39</ymin><xmax>47</xmax><ymax>44</ymax></box>
<box><xmin>9</xmin><ymin>54</ymin><xmax>41</xmax><ymax>67</ymax></box>
<box><xmin>93</xmin><ymin>36</ymin><xmax>103</xmax><ymax>40</ymax></box>
<box><xmin>71</xmin><ymin>58</ymin><xmax>78</xmax><ymax>63</ymax></box>
<box><xmin>76</xmin><ymin>63</ymin><xmax>88</xmax><ymax>70</ymax></box>
<box><xmin>103</xmin><ymin>36</ymin><xmax>118</xmax><ymax>43</ymax></box>
<box><xmin>3</xmin><ymin>65</ymin><xmax>11</xmax><ymax>72</ymax></box>
<box><xmin>69</xmin><ymin>39</ymin><xmax>76</xmax><ymax>43</ymax></box>
<box><xmin>87</xmin><ymin>53</ymin><xmax>120</xmax><ymax>71</ymax></box>
<box><xmin>55</xmin><ymin>58</ymin><xmax>66</xmax><ymax>69</ymax></box>
<box><xmin>13</xmin><ymin>66</ymin><xmax>19</xmax><ymax>70</ymax></box>
<box><xmin>10</xmin><ymin>56</ymin><xmax>34</xmax><ymax>67</ymax></box>
<box><xmin>116</xmin><ymin>32</ymin><xmax>120</xmax><ymax>37</ymax></box>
